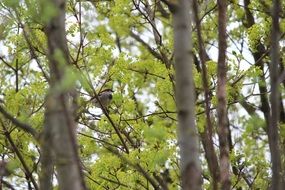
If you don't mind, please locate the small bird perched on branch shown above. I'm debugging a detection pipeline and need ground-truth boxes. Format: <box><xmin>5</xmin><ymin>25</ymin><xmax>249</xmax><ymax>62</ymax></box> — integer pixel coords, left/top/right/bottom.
<box><xmin>93</xmin><ymin>89</ymin><xmax>113</xmax><ymax>109</ymax></box>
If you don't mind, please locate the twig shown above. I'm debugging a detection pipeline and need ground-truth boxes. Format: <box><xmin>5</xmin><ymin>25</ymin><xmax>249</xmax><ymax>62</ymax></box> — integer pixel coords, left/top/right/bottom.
<box><xmin>128</xmin><ymin>67</ymin><xmax>166</xmax><ymax>79</ymax></box>
<box><xmin>106</xmin><ymin>146</ymin><xmax>160</xmax><ymax>190</ymax></box>
<box><xmin>130</xmin><ymin>31</ymin><xmax>163</xmax><ymax>61</ymax></box>
<box><xmin>1</xmin><ymin>179</ymin><xmax>16</xmax><ymax>190</ymax></box>
<box><xmin>1</xmin><ymin>123</ymin><xmax>39</xmax><ymax>190</ymax></box>
<box><xmin>121</xmin><ymin>111</ymin><xmax>176</xmax><ymax>121</ymax></box>
<box><xmin>78</xmin><ymin>132</ymin><xmax>123</xmax><ymax>151</ymax></box>
<box><xmin>14</xmin><ymin>10</ymin><xmax>50</xmax><ymax>82</ymax></box>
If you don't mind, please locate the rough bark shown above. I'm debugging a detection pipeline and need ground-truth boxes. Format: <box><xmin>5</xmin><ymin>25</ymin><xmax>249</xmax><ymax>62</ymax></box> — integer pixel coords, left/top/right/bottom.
<box><xmin>192</xmin><ymin>0</ymin><xmax>219</xmax><ymax>189</ymax></box>
<box><xmin>40</xmin><ymin>0</ymin><xmax>86</xmax><ymax>189</ymax></box>
<box><xmin>217</xmin><ymin>0</ymin><xmax>231</xmax><ymax>189</ymax></box>
<box><xmin>269</xmin><ymin>0</ymin><xmax>282</xmax><ymax>189</ymax></box>
<box><xmin>171</xmin><ymin>0</ymin><xmax>202</xmax><ymax>189</ymax></box>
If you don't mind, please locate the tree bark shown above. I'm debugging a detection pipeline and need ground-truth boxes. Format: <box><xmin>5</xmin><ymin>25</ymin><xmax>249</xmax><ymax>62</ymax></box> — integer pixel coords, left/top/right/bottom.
<box><xmin>269</xmin><ymin>0</ymin><xmax>282</xmax><ymax>189</ymax></box>
<box><xmin>192</xmin><ymin>1</ymin><xmax>219</xmax><ymax>189</ymax></box>
<box><xmin>217</xmin><ymin>0</ymin><xmax>231</xmax><ymax>189</ymax></box>
<box><xmin>40</xmin><ymin>0</ymin><xmax>86</xmax><ymax>189</ymax></box>
<box><xmin>171</xmin><ymin>0</ymin><xmax>202</xmax><ymax>189</ymax></box>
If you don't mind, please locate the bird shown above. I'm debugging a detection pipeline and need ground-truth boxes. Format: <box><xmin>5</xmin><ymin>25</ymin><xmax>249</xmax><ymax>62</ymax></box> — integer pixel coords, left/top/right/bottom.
<box><xmin>93</xmin><ymin>89</ymin><xmax>113</xmax><ymax>109</ymax></box>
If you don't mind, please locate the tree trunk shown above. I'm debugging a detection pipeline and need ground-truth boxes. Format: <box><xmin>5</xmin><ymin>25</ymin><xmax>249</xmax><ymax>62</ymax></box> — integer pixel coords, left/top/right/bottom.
<box><xmin>217</xmin><ymin>0</ymin><xmax>231</xmax><ymax>189</ymax></box>
<box><xmin>39</xmin><ymin>123</ymin><xmax>53</xmax><ymax>190</ymax></box>
<box><xmin>171</xmin><ymin>0</ymin><xmax>202</xmax><ymax>189</ymax></box>
<box><xmin>269</xmin><ymin>0</ymin><xmax>282</xmax><ymax>189</ymax></box>
<box><xmin>40</xmin><ymin>0</ymin><xmax>86</xmax><ymax>189</ymax></box>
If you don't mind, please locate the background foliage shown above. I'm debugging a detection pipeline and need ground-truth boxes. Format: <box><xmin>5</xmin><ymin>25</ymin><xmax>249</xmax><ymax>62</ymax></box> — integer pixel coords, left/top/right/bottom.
<box><xmin>0</xmin><ymin>0</ymin><xmax>285</xmax><ymax>189</ymax></box>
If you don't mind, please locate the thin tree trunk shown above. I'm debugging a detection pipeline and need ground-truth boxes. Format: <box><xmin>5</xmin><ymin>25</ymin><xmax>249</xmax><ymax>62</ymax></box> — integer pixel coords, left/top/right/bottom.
<box><xmin>171</xmin><ymin>0</ymin><xmax>202</xmax><ymax>189</ymax></box>
<box><xmin>41</xmin><ymin>0</ymin><xmax>86</xmax><ymax>189</ymax></box>
<box><xmin>39</xmin><ymin>119</ymin><xmax>53</xmax><ymax>190</ymax></box>
<box><xmin>192</xmin><ymin>0</ymin><xmax>219</xmax><ymax>189</ymax></box>
<box><xmin>269</xmin><ymin>0</ymin><xmax>282</xmax><ymax>189</ymax></box>
<box><xmin>217</xmin><ymin>0</ymin><xmax>231</xmax><ymax>189</ymax></box>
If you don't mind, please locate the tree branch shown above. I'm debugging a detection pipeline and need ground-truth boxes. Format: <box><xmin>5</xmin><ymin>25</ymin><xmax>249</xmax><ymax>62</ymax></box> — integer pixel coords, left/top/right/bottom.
<box><xmin>1</xmin><ymin>123</ymin><xmax>39</xmax><ymax>190</ymax></box>
<box><xmin>0</xmin><ymin>105</ymin><xmax>37</xmax><ymax>137</ymax></box>
<box><xmin>106</xmin><ymin>146</ymin><xmax>161</xmax><ymax>190</ymax></box>
<box><xmin>193</xmin><ymin>0</ymin><xmax>220</xmax><ymax>188</ymax></box>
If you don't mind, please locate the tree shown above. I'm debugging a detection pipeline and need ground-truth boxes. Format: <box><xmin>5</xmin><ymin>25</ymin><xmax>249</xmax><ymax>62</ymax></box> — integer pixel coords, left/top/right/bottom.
<box><xmin>0</xmin><ymin>0</ymin><xmax>285</xmax><ymax>189</ymax></box>
<box><xmin>268</xmin><ymin>0</ymin><xmax>282</xmax><ymax>189</ymax></box>
<box><xmin>166</xmin><ymin>0</ymin><xmax>202</xmax><ymax>189</ymax></box>
<box><xmin>40</xmin><ymin>0</ymin><xmax>86</xmax><ymax>189</ymax></box>
<box><xmin>216</xmin><ymin>0</ymin><xmax>231</xmax><ymax>189</ymax></box>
